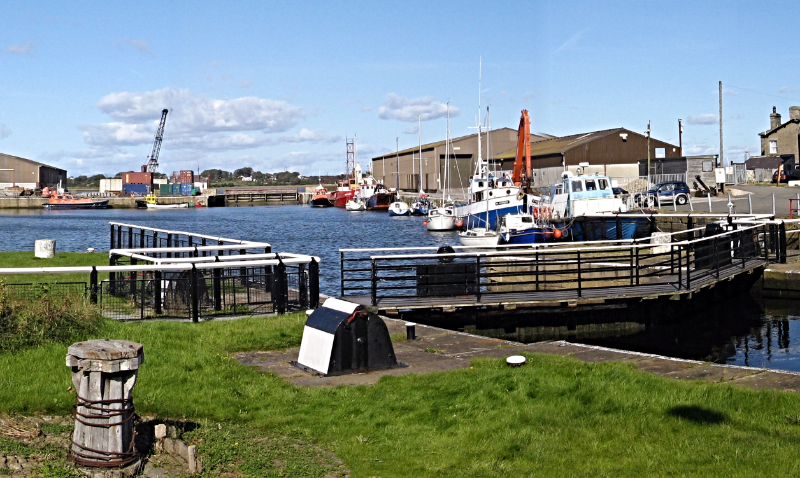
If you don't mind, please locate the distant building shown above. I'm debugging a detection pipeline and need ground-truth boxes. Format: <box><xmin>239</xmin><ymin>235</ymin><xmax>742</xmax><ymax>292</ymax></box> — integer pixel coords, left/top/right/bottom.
<box><xmin>749</xmin><ymin>106</ymin><xmax>800</xmax><ymax>180</ymax></box>
<box><xmin>0</xmin><ymin>153</ymin><xmax>67</xmax><ymax>189</ymax></box>
<box><xmin>493</xmin><ymin>128</ymin><xmax>680</xmax><ymax>187</ymax></box>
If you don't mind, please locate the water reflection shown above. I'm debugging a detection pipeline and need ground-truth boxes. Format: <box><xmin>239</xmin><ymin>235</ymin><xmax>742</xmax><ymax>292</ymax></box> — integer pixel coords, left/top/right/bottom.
<box><xmin>419</xmin><ymin>294</ymin><xmax>800</xmax><ymax>372</ymax></box>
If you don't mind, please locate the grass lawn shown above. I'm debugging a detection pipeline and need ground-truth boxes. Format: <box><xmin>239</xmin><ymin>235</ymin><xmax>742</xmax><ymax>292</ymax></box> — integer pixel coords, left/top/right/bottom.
<box><xmin>0</xmin><ymin>251</ymin><xmax>108</xmax><ymax>284</ymax></box>
<box><xmin>2</xmin><ymin>315</ymin><xmax>800</xmax><ymax>477</ymax></box>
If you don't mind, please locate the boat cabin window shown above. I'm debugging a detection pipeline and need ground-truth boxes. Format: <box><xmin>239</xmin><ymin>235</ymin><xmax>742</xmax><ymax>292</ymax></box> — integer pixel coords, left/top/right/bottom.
<box><xmin>598</xmin><ymin>178</ymin><xmax>609</xmax><ymax>190</ymax></box>
<box><xmin>585</xmin><ymin>180</ymin><xmax>596</xmax><ymax>191</ymax></box>
<box><xmin>571</xmin><ymin>180</ymin><xmax>583</xmax><ymax>192</ymax></box>
<box><xmin>521</xmin><ymin>216</ymin><xmax>533</xmax><ymax>223</ymax></box>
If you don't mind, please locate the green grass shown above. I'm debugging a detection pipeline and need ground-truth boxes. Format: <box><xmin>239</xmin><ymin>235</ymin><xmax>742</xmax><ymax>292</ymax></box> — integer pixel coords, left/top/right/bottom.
<box><xmin>2</xmin><ymin>315</ymin><xmax>800</xmax><ymax>476</ymax></box>
<box><xmin>0</xmin><ymin>251</ymin><xmax>108</xmax><ymax>284</ymax></box>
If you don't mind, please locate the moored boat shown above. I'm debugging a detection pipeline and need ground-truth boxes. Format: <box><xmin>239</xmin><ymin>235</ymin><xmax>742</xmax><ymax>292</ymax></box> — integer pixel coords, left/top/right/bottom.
<box><xmin>365</xmin><ymin>183</ymin><xmax>395</xmax><ymax>211</ymax></box>
<box><xmin>388</xmin><ymin>201</ymin><xmax>410</xmax><ymax>216</ymax></box>
<box><xmin>310</xmin><ymin>183</ymin><xmax>333</xmax><ymax>207</ymax></box>
<box><xmin>345</xmin><ymin>198</ymin><xmax>367</xmax><ymax>211</ymax></box>
<box><xmin>43</xmin><ymin>193</ymin><xmax>109</xmax><ymax>210</ymax></box>
<box><xmin>458</xmin><ymin>227</ymin><xmax>499</xmax><ymax>247</ymax></box>
<box><xmin>426</xmin><ymin>205</ymin><xmax>456</xmax><ymax>231</ymax></box>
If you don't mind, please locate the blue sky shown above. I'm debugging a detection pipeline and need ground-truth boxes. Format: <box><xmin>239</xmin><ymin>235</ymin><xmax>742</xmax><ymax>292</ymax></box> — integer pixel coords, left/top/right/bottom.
<box><xmin>2</xmin><ymin>1</ymin><xmax>799</xmax><ymax>177</ymax></box>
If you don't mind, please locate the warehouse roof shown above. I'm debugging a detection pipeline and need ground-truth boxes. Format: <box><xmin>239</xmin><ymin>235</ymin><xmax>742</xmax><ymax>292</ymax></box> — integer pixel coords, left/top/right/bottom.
<box><xmin>0</xmin><ymin>152</ymin><xmax>65</xmax><ymax>171</ymax></box>
<box><xmin>371</xmin><ymin>128</ymin><xmax>552</xmax><ymax>160</ymax></box>
<box><xmin>492</xmin><ymin>128</ymin><xmax>632</xmax><ymax>160</ymax></box>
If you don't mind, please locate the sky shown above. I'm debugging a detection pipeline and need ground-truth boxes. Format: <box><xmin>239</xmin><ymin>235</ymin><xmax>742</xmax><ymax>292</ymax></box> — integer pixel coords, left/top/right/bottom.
<box><xmin>2</xmin><ymin>1</ymin><xmax>800</xmax><ymax>178</ymax></box>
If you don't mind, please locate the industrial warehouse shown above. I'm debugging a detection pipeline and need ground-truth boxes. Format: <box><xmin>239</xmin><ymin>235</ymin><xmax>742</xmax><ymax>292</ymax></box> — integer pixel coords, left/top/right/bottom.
<box><xmin>0</xmin><ymin>153</ymin><xmax>67</xmax><ymax>191</ymax></box>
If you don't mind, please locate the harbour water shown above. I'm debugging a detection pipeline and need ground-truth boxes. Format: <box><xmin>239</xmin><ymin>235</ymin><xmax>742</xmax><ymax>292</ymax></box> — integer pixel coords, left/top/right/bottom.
<box><xmin>2</xmin><ymin>204</ymin><xmax>800</xmax><ymax>373</ymax></box>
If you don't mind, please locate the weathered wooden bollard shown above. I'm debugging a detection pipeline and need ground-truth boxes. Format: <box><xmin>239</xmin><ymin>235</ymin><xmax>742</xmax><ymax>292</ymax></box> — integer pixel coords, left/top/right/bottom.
<box><xmin>66</xmin><ymin>339</ymin><xmax>144</xmax><ymax>468</ymax></box>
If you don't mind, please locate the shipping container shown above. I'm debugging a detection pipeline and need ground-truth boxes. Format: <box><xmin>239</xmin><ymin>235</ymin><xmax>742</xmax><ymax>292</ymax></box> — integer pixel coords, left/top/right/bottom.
<box><xmin>180</xmin><ymin>183</ymin><xmax>193</xmax><ymax>196</ymax></box>
<box><xmin>153</xmin><ymin>178</ymin><xmax>168</xmax><ymax>185</ymax></box>
<box><xmin>122</xmin><ymin>183</ymin><xmax>151</xmax><ymax>195</ymax></box>
<box><xmin>180</xmin><ymin>170</ymin><xmax>194</xmax><ymax>184</ymax></box>
<box><xmin>122</xmin><ymin>172</ymin><xmax>153</xmax><ymax>184</ymax></box>
<box><xmin>160</xmin><ymin>184</ymin><xmax>172</xmax><ymax>196</ymax></box>
<box><xmin>171</xmin><ymin>183</ymin><xmax>180</xmax><ymax>196</ymax></box>
<box><xmin>99</xmin><ymin>178</ymin><xmax>123</xmax><ymax>194</ymax></box>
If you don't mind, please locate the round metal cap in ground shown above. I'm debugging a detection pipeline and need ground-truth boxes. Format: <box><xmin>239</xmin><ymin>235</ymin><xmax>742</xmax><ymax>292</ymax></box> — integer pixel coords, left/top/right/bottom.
<box><xmin>405</xmin><ymin>322</ymin><xmax>417</xmax><ymax>327</ymax></box>
<box><xmin>506</xmin><ymin>355</ymin><xmax>526</xmax><ymax>366</ymax></box>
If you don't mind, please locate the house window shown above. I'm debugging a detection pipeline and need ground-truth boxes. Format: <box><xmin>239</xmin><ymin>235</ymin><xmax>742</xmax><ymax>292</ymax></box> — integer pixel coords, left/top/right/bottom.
<box><xmin>770</xmin><ymin>140</ymin><xmax>778</xmax><ymax>154</ymax></box>
<box><xmin>702</xmin><ymin>161</ymin><xmax>713</xmax><ymax>172</ymax></box>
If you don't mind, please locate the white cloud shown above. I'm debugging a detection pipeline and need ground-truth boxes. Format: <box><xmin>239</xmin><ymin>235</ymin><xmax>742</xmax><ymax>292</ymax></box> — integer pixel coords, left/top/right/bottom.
<box><xmin>279</xmin><ymin>128</ymin><xmax>340</xmax><ymax>144</ymax></box>
<box><xmin>123</xmin><ymin>38</ymin><xmax>153</xmax><ymax>56</ymax></box>
<box><xmin>378</xmin><ymin>94</ymin><xmax>459</xmax><ymax>122</ymax></box>
<box><xmin>686</xmin><ymin>114</ymin><xmax>718</xmax><ymax>125</ymax></box>
<box><xmin>780</xmin><ymin>86</ymin><xmax>798</xmax><ymax>94</ymax></box>
<box><xmin>0</xmin><ymin>124</ymin><xmax>11</xmax><ymax>139</ymax></box>
<box><xmin>4</xmin><ymin>42</ymin><xmax>34</xmax><ymax>55</ymax></box>
<box><xmin>554</xmin><ymin>29</ymin><xmax>588</xmax><ymax>54</ymax></box>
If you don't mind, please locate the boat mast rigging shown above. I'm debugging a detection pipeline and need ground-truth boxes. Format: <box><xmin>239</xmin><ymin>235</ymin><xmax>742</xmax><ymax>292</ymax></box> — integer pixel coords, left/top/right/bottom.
<box><xmin>145</xmin><ymin>109</ymin><xmax>169</xmax><ymax>173</ymax></box>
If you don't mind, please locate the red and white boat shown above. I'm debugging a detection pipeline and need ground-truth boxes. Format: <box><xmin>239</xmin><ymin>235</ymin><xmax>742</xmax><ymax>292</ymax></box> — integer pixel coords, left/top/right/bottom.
<box><xmin>43</xmin><ymin>193</ymin><xmax>109</xmax><ymax>210</ymax></box>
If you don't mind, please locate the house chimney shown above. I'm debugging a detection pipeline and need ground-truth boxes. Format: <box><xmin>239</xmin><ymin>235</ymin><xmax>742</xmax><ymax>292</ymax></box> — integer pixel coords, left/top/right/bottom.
<box><xmin>770</xmin><ymin>106</ymin><xmax>782</xmax><ymax>129</ymax></box>
<box><xmin>790</xmin><ymin>106</ymin><xmax>800</xmax><ymax>121</ymax></box>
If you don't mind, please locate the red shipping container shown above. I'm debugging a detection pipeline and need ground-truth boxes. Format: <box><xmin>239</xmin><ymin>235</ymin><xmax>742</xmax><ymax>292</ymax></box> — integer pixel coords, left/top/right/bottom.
<box><xmin>180</xmin><ymin>170</ymin><xmax>194</xmax><ymax>183</ymax></box>
<box><xmin>122</xmin><ymin>172</ymin><xmax>153</xmax><ymax>184</ymax></box>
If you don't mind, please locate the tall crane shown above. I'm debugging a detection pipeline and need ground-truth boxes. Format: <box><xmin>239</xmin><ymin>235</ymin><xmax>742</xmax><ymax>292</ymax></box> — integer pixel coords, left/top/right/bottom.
<box><xmin>145</xmin><ymin>109</ymin><xmax>169</xmax><ymax>173</ymax></box>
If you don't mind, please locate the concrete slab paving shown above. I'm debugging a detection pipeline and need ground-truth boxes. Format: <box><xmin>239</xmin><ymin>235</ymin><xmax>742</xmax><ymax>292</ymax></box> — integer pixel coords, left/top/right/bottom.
<box><xmin>234</xmin><ymin>317</ymin><xmax>800</xmax><ymax>394</ymax></box>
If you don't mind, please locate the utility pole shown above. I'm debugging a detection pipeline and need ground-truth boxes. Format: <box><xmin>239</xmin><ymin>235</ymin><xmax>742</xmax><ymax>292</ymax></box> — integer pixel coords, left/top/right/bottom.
<box><xmin>719</xmin><ymin>80</ymin><xmax>723</xmax><ymax>167</ymax></box>
<box><xmin>646</xmin><ymin>121</ymin><xmax>651</xmax><ymax>186</ymax></box>
<box><xmin>395</xmin><ymin>137</ymin><xmax>400</xmax><ymax>191</ymax></box>
<box><xmin>678</xmin><ymin>119</ymin><xmax>683</xmax><ymax>157</ymax></box>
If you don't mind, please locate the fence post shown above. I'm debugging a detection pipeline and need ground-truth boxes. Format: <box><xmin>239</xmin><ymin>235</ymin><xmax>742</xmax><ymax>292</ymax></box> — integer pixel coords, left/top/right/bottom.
<box><xmin>748</xmin><ymin>194</ymin><xmax>753</xmax><ymax>214</ymax></box>
<box><xmin>688</xmin><ymin>193</ymin><xmax>694</xmax><ymax>212</ymax></box>
<box><xmin>274</xmin><ymin>258</ymin><xmax>287</xmax><ymax>314</ymax></box>
<box><xmin>108</xmin><ymin>254</ymin><xmax>117</xmax><ymax>295</ymax></box>
<box><xmin>576</xmin><ymin>250</ymin><xmax>582</xmax><ymax>297</ymax></box>
<box><xmin>773</xmin><ymin>194</ymin><xmax>776</xmax><ymax>217</ymax></box>
<box><xmin>117</xmin><ymin>225</ymin><xmax>122</xmax><ymax>249</ymax></box>
<box><xmin>635</xmin><ymin>245</ymin><xmax>640</xmax><ymax>286</ymax></box>
<box><xmin>139</xmin><ymin>229</ymin><xmax>145</xmax><ymax>249</ymax></box>
<box><xmin>535</xmin><ymin>250</ymin><xmax>540</xmax><ymax>291</ymax></box>
<box><xmin>475</xmin><ymin>255</ymin><xmax>482</xmax><ymax>302</ymax></box>
<box><xmin>686</xmin><ymin>241</ymin><xmax>692</xmax><ymax>289</ymax></box>
<box><xmin>129</xmin><ymin>257</ymin><xmax>137</xmax><ymax>303</ymax></box>
<box><xmin>152</xmin><ymin>232</ymin><xmax>158</xmax><ymax>257</ymax></box>
<box><xmin>678</xmin><ymin>246</ymin><xmax>683</xmax><ymax>289</ymax></box>
<box><xmin>213</xmin><ymin>259</ymin><xmax>222</xmax><ymax>312</ymax></box>
<box><xmin>340</xmin><ymin>251</ymin><xmax>345</xmax><ymax>297</ymax></box>
<box><xmin>309</xmin><ymin>258</ymin><xmax>320</xmax><ymax>309</ymax></box>
<box><xmin>616</xmin><ymin>215</ymin><xmax>622</xmax><ymax>240</ymax></box>
<box><xmin>127</xmin><ymin>227</ymin><xmax>133</xmax><ymax>250</ymax></box>
<box><xmin>239</xmin><ymin>248</ymin><xmax>247</xmax><ymax>284</ymax></box>
<box><xmin>110</xmin><ymin>224</ymin><xmax>115</xmax><ymax>251</ymax></box>
<box><xmin>714</xmin><ymin>236</ymin><xmax>720</xmax><ymax>278</ymax></box>
<box><xmin>190</xmin><ymin>264</ymin><xmax>199</xmax><ymax>323</ymax></box>
<box><xmin>153</xmin><ymin>269</ymin><xmax>162</xmax><ymax>314</ymax></box>
<box><xmin>780</xmin><ymin>221</ymin><xmax>787</xmax><ymax>264</ymax></box>
<box><xmin>167</xmin><ymin>234</ymin><xmax>173</xmax><ymax>259</ymax></box>
<box><xmin>629</xmin><ymin>246</ymin><xmax>634</xmax><ymax>286</ymax></box>
<box><xmin>687</xmin><ymin>215</ymin><xmax>694</xmax><ymax>241</ymax></box>
<box><xmin>201</xmin><ymin>238</ymin><xmax>207</xmax><ymax>257</ymax></box>
<box><xmin>371</xmin><ymin>259</ymin><xmax>377</xmax><ymax>307</ymax></box>
<box><xmin>649</xmin><ymin>215</ymin><xmax>656</xmax><ymax>236</ymax></box>
<box><xmin>708</xmin><ymin>194</ymin><xmax>712</xmax><ymax>213</ymax></box>
<box><xmin>299</xmin><ymin>263</ymin><xmax>308</xmax><ymax>309</ymax></box>
<box><xmin>89</xmin><ymin>266</ymin><xmax>98</xmax><ymax>304</ymax></box>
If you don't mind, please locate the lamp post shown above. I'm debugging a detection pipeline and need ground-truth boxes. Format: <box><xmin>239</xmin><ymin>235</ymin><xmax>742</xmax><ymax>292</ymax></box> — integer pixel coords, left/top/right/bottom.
<box><xmin>646</xmin><ymin>121</ymin><xmax>651</xmax><ymax>186</ymax></box>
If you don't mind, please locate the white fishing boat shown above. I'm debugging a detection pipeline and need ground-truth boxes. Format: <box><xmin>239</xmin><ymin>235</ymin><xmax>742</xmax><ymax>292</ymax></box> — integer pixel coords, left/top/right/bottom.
<box><xmin>345</xmin><ymin>198</ymin><xmax>367</xmax><ymax>211</ymax></box>
<box><xmin>388</xmin><ymin>201</ymin><xmax>410</xmax><ymax>216</ymax></box>
<box><xmin>147</xmin><ymin>202</ymin><xmax>189</xmax><ymax>209</ymax></box>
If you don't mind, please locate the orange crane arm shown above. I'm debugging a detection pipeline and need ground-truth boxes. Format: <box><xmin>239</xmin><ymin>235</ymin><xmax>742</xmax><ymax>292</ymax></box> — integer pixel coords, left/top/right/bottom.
<box><xmin>511</xmin><ymin>110</ymin><xmax>531</xmax><ymax>187</ymax></box>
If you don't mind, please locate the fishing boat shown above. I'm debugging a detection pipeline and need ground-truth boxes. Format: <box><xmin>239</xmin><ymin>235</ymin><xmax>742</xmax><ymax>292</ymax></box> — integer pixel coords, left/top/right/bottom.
<box><xmin>546</xmin><ymin>171</ymin><xmax>647</xmax><ymax>241</ymax></box>
<box><xmin>365</xmin><ymin>183</ymin><xmax>395</xmax><ymax>211</ymax></box>
<box><xmin>43</xmin><ymin>193</ymin><xmax>109</xmax><ymax>210</ymax></box>
<box><xmin>497</xmin><ymin>210</ymin><xmax>562</xmax><ymax>245</ymax></box>
<box><xmin>310</xmin><ymin>183</ymin><xmax>333</xmax><ymax>207</ymax></box>
<box><xmin>388</xmin><ymin>201</ymin><xmax>410</xmax><ymax>216</ymax></box>
<box><xmin>345</xmin><ymin>198</ymin><xmax>367</xmax><ymax>211</ymax></box>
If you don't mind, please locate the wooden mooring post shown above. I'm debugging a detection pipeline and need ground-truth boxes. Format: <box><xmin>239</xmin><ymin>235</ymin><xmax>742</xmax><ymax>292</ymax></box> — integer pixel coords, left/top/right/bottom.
<box><xmin>66</xmin><ymin>339</ymin><xmax>144</xmax><ymax>468</ymax></box>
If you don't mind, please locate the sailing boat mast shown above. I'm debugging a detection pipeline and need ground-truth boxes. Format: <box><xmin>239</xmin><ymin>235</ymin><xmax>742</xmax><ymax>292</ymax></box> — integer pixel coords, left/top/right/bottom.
<box><xmin>418</xmin><ymin>115</ymin><xmax>424</xmax><ymax>194</ymax></box>
<box><xmin>395</xmin><ymin>137</ymin><xmax>400</xmax><ymax>191</ymax></box>
<box><xmin>445</xmin><ymin>100</ymin><xmax>451</xmax><ymax>202</ymax></box>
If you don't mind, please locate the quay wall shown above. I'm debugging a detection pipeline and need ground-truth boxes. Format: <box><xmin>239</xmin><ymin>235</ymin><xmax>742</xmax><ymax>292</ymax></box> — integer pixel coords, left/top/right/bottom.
<box><xmin>0</xmin><ymin>195</ymin><xmax>217</xmax><ymax>209</ymax></box>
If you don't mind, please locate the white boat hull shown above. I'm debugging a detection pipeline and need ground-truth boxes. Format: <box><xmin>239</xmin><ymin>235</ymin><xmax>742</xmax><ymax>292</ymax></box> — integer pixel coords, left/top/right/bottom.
<box><xmin>426</xmin><ymin>207</ymin><xmax>456</xmax><ymax>231</ymax></box>
<box><xmin>345</xmin><ymin>200</ymin><xmax>366</xmax><ymax>211</ymax></box>
<box><xmin>146</xmin><ymin>202</ymin><xmax>189</xmax><ymax>209</ymax></box>
<box><xmin>388</xmin><ymin>201</ymin><xmax>410</xmax><ymax>216</ymax></box>
<box><xmin>458</xmin><ymin>228</ymin><xmax>499</xmax><ymax>247</ymax></box>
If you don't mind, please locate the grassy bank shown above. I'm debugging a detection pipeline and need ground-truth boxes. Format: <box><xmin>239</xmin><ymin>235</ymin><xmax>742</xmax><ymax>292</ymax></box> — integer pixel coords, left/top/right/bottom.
<box><xmin>2</xmin><ymin>315</ymin><xmax>800</xmax><ymax>476</ymax></box>
<box><xmin>0</xmin><ymin>251</ymin><xmax>108</xmax><ymax>283</ymax></box>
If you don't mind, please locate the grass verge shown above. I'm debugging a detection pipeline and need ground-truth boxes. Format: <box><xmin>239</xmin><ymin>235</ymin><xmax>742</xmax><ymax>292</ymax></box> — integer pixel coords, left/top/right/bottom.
<box><xmin>1</xmin><ymin>315</ymin><xmax>800</xmax><ymax>476</ymax></box>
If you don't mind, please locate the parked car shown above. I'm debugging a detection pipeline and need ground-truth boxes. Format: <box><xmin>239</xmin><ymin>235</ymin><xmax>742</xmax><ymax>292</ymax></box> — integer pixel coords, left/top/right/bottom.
<box><xmin>612</xmin><ymin>187</ymin><xmax>628</xmax><ymax>198</ymax></box>
<box><xmin>772</xmin><ymin>170</ymin><xmax>799</xmax><ymax>183</ymax></box>
<box><xmin>634</xmin><ymin>181</ymin><xmax>691</xmax><ymax>207</ymax></box>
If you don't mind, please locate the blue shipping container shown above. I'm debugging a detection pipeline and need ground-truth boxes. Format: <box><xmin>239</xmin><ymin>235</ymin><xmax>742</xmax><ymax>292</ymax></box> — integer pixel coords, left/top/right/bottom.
<box><xmin>172</xmin><ymin>184</ymin><xmax>180</xmax><ymax>196</ymax></box>
<box><xmin>123</xmin><ymin>184</ymin><xmax>150</xmax><ymax>195</ymax></box>
<box><xmin>180</xmin><ymin>183</ymin><xmax>193</xmax><ymax>196</ymax></box>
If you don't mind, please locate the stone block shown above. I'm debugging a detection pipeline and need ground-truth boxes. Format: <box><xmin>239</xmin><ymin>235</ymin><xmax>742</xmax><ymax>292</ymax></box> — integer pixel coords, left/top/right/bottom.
<box><xmin>154</xmin><ymin>424</ymin><xmax>167</xmax><ymax>440</ymax></box>
<box><xmin>34</xmin><ymin>239</ymin><xmax>56</xmax><ymax>259</ymax></box>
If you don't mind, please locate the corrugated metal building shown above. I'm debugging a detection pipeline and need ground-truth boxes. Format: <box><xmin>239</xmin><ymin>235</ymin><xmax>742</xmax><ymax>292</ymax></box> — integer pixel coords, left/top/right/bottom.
<box><xmin>371</xmin><ymin>128</ymin><xmax>553</xmax><ymax>192</ymax></box>
<box><xmin>492</xmin><ymin>128</ymin><xmax>681</xmax><ymax>186</ymax></box>
<box><xmin>0</xmin><ymin>153</ymin><xmax>67</xmax><ymax>189</ymax></box>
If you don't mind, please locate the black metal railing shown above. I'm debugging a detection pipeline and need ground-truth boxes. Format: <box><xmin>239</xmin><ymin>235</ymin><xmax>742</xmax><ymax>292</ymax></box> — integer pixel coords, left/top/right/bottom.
<box><xmin>340</xmin><ymin>223</ymin><xmax>780</xmax><ymax>306</ymax></box>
